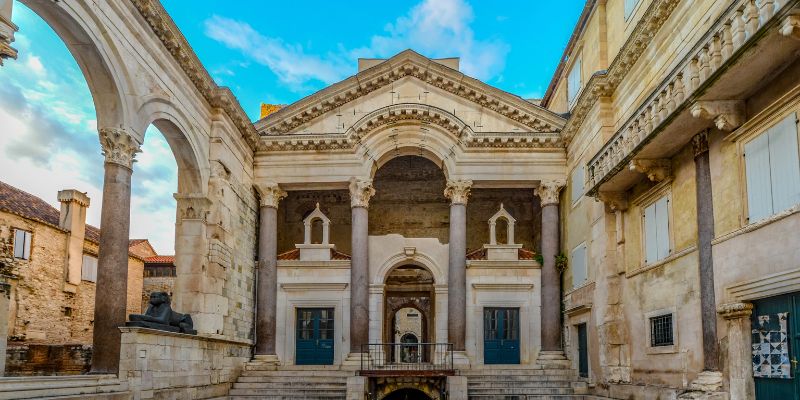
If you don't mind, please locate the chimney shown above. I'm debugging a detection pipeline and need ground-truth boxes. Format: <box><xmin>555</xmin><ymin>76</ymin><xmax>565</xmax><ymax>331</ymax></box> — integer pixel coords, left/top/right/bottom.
<box><xmin>58</xmin><ymin>190</ymin><xmax>90</xmax><ymax>287</ymax></box>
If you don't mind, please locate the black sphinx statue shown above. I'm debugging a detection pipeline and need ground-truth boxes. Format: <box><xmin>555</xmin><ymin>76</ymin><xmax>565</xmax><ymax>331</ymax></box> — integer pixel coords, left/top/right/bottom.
<box><xmin>127</xmin><ymin>291</ymin><xmax>197</xmax><ymax>334</ymax></box>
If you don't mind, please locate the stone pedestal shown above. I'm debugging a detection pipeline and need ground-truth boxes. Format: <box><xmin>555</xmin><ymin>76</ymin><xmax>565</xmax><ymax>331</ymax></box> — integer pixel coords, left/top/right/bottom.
<box><xmin>719</xmin><ymin>302</ymin><xmax>755</xmax><ymax>400</ymax></box>
<box><xmin>346</xmin><ymin>376</ymin><xmax>368</xmax><ymax>400</ymax></box>
<box><xmin>535</xmin><ymin>350</ymin><xmax>570</xmax><ymax>369</ymax></box>
<box><xmin>446</xmin><ymin>375</ymin><xmax>468</xmax><ymax>399</ymax></box>
<box><xmin>91</xmin><ymin>128</ymin><xmax>140</xmax><ymax>375</ymax></box>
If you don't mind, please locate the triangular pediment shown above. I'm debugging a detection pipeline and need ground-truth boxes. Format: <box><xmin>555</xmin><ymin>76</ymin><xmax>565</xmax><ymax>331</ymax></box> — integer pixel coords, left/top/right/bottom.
<box><xmin>255</xmin><ymin>50</ymin><xmax>566</xmax><ymax>138</ymax></box>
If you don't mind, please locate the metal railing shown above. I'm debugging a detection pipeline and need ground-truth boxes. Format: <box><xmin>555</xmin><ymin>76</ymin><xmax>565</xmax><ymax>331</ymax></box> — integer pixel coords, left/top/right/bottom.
<box><xmin>360</xmin><ymin>343</ymin><xmax>454</xmax><ymax>374</ymax></box>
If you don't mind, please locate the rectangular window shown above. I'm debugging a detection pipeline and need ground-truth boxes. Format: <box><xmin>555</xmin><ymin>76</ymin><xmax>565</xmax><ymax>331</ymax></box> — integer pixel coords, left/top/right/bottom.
<box><xmin>81</xmin><ymin>254</ymin><xmax>98</xmax><ymax>282</ymax></box>
<box><xmin>13</xmin><ymin>229</ymin><xmax>32</xmax><ymax>260</ymax></box>
<box><xmin>744</xmin><ymin>113</ymin><xmax>800</xmax><ymax>222</ymax></box>
<box><xmin>649</xmin><ymin>313</ymin><xmax>674</xmax><ymax>347</ymax></box>
<box><xmin>567</xmin><ymin>57</ymin><xmax>582</xmax><ymax>105</ymax></box>
<box><xmin>625</xmin><ymin>0</ymin><xmax>640</xmax><ymax>19</ymax></box>
<box><xmin>571</xmin><ymin>165</ymin><xmax>585</xmax><ymax>204</ymax></box>
<box><xmin>643</xmin><ymin>195</ymin><xmax>670</xmax><ymax>264</ymax></box>
<box><xmin>571</xmin><ymin>242</ymin><xmax>588</xmax><ymax>288</ymax></box>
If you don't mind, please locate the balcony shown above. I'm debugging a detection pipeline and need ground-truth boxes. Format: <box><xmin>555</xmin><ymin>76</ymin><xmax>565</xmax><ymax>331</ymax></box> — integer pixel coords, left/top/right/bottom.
<box><xmin>360</xmin><ymin>343</ymin><xmax>455</xmax><ymax>377</ymax></box>
<box><xmin>586</xmin><ymin>0</ymin><xmax>800</xmax><ymax>196</ymax></box>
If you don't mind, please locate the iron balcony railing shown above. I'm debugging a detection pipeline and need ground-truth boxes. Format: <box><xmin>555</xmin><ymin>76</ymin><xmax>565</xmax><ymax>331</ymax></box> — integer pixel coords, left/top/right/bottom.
<box><xmin>360</xmin><ymin>343</ymin><xmax>454</xmax><ymax>375</ymax></box>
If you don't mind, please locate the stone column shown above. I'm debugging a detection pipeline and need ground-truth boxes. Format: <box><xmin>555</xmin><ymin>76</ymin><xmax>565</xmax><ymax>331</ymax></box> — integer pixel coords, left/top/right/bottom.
<box><xmin>254</xmin><ymin>183</ymin><xmax>286</xmax><ymax>362</ymax></box>
<box><xmin>444</xmin><ymin>180</ymin><xmax>471</xmax><ymax>352</ymax></box>
<box><xmin>718</xmin><ymin>302</ymin><xmax>755</xmax><ymax>400</ymax></box>
<box><xmin>91</xmin><ymin>127</ymin><xmax>141</xmax><ymax>374</ymax></box>
<box><xmin>349</xmin><ymin>178</ymin><xmax>374</xmax><ymax>355</ymax></box>
<box><xmin>535</xmin><ymin>180</ymin><xmax>566</xmax><ymax>362</ymax></box>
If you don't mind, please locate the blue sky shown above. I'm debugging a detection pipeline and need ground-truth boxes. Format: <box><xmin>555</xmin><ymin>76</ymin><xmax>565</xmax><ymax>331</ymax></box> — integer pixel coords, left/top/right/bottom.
<box><xmin>0</xmin><ymin>0</ymin><xmax>582</xmax><ymax>254</ymax></box>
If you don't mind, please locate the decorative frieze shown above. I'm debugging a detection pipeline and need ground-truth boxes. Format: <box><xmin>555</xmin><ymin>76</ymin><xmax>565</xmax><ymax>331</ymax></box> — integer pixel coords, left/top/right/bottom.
<box><xmin>444</xmin><ymin>180</ymin><xmax>473</xmax><ymax>205</ymax></box>
<box><xmin>692</xmin><ymin>130</ymin><xmax>710</xmax><ymax>157</ymax></box>
<box><xmin>629</xmin><ymin>159</ymin><xmax>671</xmax><ymax>182</ymax></box>
<box><xmin>98</xmin><ymin>128</ymin><xmax>142</xmax><ymax>169</ymax></box>
<box><xmin>173</xmin><ymin>193</ymin><xmax>212</xmax><ymax>221</ymax></box>
<box><xmin>586</xmin><ymin>0</ymin><xmax>789</xmax><ymax>194</ymax></box>
<box><xmin>690</xmin><ymin>100</ymin><xmax>745</xmax><ymax>131</ymax></box>
<box><xmin>534</xmin><ymin>180</ymin><xmax>566</xmax><ymax>206</ymax></box>
<box><xmin>349</xmin><ymin>178</ymin><xmax>375</xmax><ymax>208</ymax></box>
<box><xmin>255</xmin><ymin>183</ymin><xmax>287</xmax><ymax>209</ymax></box>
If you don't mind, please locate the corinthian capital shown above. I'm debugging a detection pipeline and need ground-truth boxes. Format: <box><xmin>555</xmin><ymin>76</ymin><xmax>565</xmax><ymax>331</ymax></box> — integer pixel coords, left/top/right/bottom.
<box><xmin>255</xmin><ymin>183</ymin><xmax>287</xmax><ymax>208</ymax></box>
<box><xmin>349</xmin><ymin>177</ymin><xmax>375</xmax><ymax>208</ymax></box>
<box><xmin>535</xmin><ymin>180</ymin><xmax>566</xmax><ymax>206</ymax></box>
<box><xmin>98</xmin><ymin>128</ymin><xmax>142</xmax><ymax>169</ymax></box>
<box><xmin>444</xmin><ymin>180</ymin><xmax>473</xmax><ymax>205</ymax></box>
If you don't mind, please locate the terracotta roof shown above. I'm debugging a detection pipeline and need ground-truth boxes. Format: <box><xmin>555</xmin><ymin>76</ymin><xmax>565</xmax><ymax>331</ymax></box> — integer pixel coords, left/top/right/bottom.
<box><xmin>277</xmin><ymin>248</ymin><xmax>352</xmax><ymax>261</ymax></box>
<box><xmin>466</xmin><ymin>248</ymin><xmax>537</xmax><ymax>261</ymax></box>
<box><xmin>145</xmin><ymin>255</ymin><xmax>175</xmax><ymax>264</ymax></box>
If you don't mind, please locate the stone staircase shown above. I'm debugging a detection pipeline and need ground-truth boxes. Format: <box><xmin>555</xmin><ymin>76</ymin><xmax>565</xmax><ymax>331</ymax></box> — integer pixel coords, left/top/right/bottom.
<box><xmin>227</xmin><ymin>364</ymin><xmax>352</xmax><ymax>400</ymax></box>
<box><xmin>462</xmin><ymin>366</ymin><xmax>580</xmax><ymax>400</ymax></box>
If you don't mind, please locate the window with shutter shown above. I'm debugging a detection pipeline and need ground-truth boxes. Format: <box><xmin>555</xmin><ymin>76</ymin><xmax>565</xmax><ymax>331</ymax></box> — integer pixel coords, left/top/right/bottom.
<box><xmin>81</xmin><ymin>255</ymin><xmax>98</xmax><ymax>282</ymax></box>
<box><xmin>643</xmin><ymin>194</ymin><xmax>671</xmax><ymax>264</ymax></box>
<box><xmin>571</xmin><ymin>165</ymin><xmax>585</xmax><ymax>204</ymax></box>
<box><xmin>567</xmin><ymin>58</ymin><xmax>582</xmax><ymax>105</ymax></box>
<box><xmin>744</xmin><ymin>113</ymin><xmax>800</xmax><ymax>222</ymax></box>
<box><xmin>13</xmin><ymin>229</ymin><xmax>32</xmax><ymax>260</ymax></box>
<box><xmin>571</xmin><ymin>243</ymin><xmax>588</xmax><ymax>288</ymax></box>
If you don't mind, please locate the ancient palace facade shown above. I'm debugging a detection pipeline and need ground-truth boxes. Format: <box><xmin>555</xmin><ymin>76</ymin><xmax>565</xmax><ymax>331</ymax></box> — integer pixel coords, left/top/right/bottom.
<box><xmin>1</xmin><ymin>0</ymin><xmax>800</xmax><ymax>399</ymax></box>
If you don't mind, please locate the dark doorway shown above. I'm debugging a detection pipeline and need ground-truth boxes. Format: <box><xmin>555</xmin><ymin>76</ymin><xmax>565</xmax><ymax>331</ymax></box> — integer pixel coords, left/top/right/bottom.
<box><xmin>577</xmin><ymin>323</ymin><xmax>589</xmax><ymax>378</ymax></box>
<box><xmin>383</xmin><ymin>388</ymin><xmax>432</xmax><ymax>400</ymax></box>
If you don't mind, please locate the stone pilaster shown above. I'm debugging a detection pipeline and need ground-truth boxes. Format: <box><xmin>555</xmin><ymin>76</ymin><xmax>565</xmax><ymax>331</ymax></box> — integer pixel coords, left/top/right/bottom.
<box><xmin>349</xmin><ymin>178</ymin><xmax>374</xmax><ymax>354</ymax></box>
<box><xmin>254</xmin><ymin>183</ymin><xmax>286</xmax><ymax>362</ymax></box>
<box><xmin>718</xmin><ymin>302</ymin><xmax>755</xmax><ymax>400</ymax></box>
<box><xmin>91</xmin><ymin>128</ymin><xmax>141</xmax><ymax>374</ymax></box>
<box><xmin>444</xmin><ymin>180</ymin><xmax>471</xmax><ymax>353</ymax></box>
<box><xmin>534</xmin><ymin>180</ymin><xmax>566</xmax><ymax>362</ymax></box>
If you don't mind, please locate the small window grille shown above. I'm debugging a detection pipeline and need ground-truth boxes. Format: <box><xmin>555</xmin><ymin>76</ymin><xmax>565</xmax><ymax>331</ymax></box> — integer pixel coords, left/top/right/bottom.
<box><xmin>649</xmin><ymin>314</ymin><xmax>674</xmax><ymax>347</ymax></box>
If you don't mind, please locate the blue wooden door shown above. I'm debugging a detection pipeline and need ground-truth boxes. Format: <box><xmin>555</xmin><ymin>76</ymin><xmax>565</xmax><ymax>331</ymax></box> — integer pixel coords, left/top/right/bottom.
<box><xmin>484</xmin><ymin>307</ymin><xmax>520</xmax><ymax>364</ymax></box>
<box><xmin>296</xmin><ymin>308</ymin><xmax>334</xmax><ymax>365</ymax></box>
<box><xmin>753</xmin><ymin>293</ymin><xmax>800</xmax><ymax>399</ymax></box>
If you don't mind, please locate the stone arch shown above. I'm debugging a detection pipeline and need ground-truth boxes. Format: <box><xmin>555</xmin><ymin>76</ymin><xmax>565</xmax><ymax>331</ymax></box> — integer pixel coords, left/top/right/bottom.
<box><xmin>375</xmin><ymin>252</ymin><xmax>446</xmax><ymax>286</ymax></box>
<box><xmin>378</xmin><ymin>385</ymin><xmax>440</xmax><ymax>400</ymax></box>
<box><xmin>19</xmin><ymin>0</ymin><xmax>134</xmax><ymax>130</ymax></box>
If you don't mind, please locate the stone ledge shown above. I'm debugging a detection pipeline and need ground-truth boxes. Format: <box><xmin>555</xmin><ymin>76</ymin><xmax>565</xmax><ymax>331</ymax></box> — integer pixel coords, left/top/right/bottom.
<box><xmin>119</xmin><ymin>326</ymin><xmax>253</xmax><ymax>347</ymax></box>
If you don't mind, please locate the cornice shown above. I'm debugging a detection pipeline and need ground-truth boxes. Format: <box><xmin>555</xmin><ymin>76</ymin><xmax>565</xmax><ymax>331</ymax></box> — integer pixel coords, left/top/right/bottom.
<box><xmin>257</xmin><ymin>103</ymin><xmax>564</xmax><ymax>152</ymax></box>
<box><xmin>256</xmin><ymin>50</ymin><xmax>566</xmax><ymax>137</ymax></box>
<box><xmin>130</xmin><ymin>0</ymin><xmax>258</xmax><ymax>151</ymax></box>
<box><xmin>561</xmin><ymin>0</ymin><xmax>681</xmax><ymax>144</ymax></box>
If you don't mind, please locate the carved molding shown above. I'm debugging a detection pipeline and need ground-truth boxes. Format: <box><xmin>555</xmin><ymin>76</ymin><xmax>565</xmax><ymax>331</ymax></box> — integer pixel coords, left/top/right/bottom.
<box><xmin>690</xmin><ymin>100</ymin><xmax>745</xmax><ymax>131</ymax></box>
<box><xmin>597</xmin><ymin>191</ymin><xmax>629</xmax><ymax>212</ymax></box>
<box><xmin>692</xmin><ymin>130</ymin><xmax>710</xmax><ymax>157</ymax></box>
<box><xmin>98</xmin><ymin>128</ymin><xmax>142</xmax><ymax>169</ymax></box>
<box><xmin>535</xmin><ymin>180</ymin><xmax>566</xmax><ymax>206</ymax></box>
<box><xmin>0</xmin><ymin>13</ymin><xmax>17</xmax><ymax>66</ymax></box>
<box><xmin>717</xmin><ymin>302</ymin><xmax>753</xmax><ymax>320</ymax></box>
<box><xmin>173</xmin><ymin>193</ymin><xmax>211</xmax><ymax>221</ymax></box>
<box><xmin>255</xmin><ymin>183</ymin><xmax>287</xmax><ymax>208</ymax></box>
<box><xmin>130</xmin><ymin>0</ymin><xmax>258</xmax><ymax>151</ymax></box>
<box><xmin>349</xmin><ymin>177</ymin><xmax>375</xmax><ymax>208</ymax></box>
<box><xmin>257</xmin><ymin>51</ymin><xmax>565</xmax><ymax>138</ymax></box>
<box><xmin>629</xmin><ymin>159</ymin><xmax>671</xmax><ymax>182</ymax></box>
<box><xmin>780</xmin><ymin>14</ymin><xmax>800</xmax><ymax>39</ymax></box>
<box><xmin>444</xmin><ymin>180</ymin><xmax>473</xmax><ymax>205</ymax></box>
<box><xmin>560</xmin><ymin>0</ymin><xmax>681</xmax><ymax>142</ymax></box>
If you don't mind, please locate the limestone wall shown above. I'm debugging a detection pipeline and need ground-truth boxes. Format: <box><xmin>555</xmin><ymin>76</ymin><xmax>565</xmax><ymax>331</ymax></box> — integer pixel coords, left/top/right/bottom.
<box><xmin>118</xmin><ymin>327</ymin><xmax>250</xmax><ymax>399</ymax></box>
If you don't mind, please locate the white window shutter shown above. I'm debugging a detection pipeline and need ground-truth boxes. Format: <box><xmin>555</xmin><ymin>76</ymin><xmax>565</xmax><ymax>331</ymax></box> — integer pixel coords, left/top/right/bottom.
<box><xmin>13</xmin><ymin>230</ymin><xmax>24</xmax><ymax>258</ymax></box>
<box><xmin>745</xmin><ymin>133</ymin><xmax>773</xmax><ymax>222</ymax></box>
<box><xmin>82</xmin><ymin>255</ymin><xmax>98</xmax><ymax>282</ymax></box>
<box><xmin>572</xmin><ymin>243</ymin><xmax>587</xmax><ymax>288</ymax></box>
<box><xmin>572</xmin><ymin>166</ymin><xmax>585</xmax><ymax>204</ymax></box>
<box><xmin>767</xmin><ymin>114</ymin><xmax>800</xmax><ymax>214</ymax></box>
<box><xmin>23</xmin><ymin>231</ymin><xmax>31</xmax><ymax>259</ymax></box>
<box><xmin>568</xmin><ymin>59</ymin><xmax>581</xmax><ymax>104</ymax></box>
<box><xmin>655</xmin><ymin>196</ymin><xmax>671</xmax><ymax>259</ymax></box>
<box><xmin>644</xmin><ymin>203</ymin><xmax>658</xmax><ymax>263</ymax></box>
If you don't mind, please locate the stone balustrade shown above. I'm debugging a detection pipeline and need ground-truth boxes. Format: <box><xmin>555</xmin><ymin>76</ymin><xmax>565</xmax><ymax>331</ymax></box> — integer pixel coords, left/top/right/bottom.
<box><xmin>586</xmin><ymin>0</ymin><xmax>792</xmax><ymax>194</ymax></box>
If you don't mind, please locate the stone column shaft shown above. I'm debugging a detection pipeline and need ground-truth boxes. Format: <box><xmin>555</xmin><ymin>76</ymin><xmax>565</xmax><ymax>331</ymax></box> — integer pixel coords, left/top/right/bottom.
<box><xmin>91</xmin><ymin>128</ymin><xmax>140</xmax><ymax>374</ymax></box>
<box><xmin>349</xmin><ymin>178</ymin><xmax>374</xmax><ymax>353</ymax></box>
<box><xmin>693</xmin><ymin>131</ymin><xmax>720</xmax><ymax>371</ymax></box>
<box><xmin>535</xmin><ymin>180</ymin><xmax>565</xmax><ymax>353</ymax></box>
<box><xmin>444</xmin><ymin>180</ymin><xmax>471</xmax><ymax>352</ymax></box>
<box><xmin>255</xmin><ymin>184</ymin><xmax>286</xmax><ymax>357</ymax></box>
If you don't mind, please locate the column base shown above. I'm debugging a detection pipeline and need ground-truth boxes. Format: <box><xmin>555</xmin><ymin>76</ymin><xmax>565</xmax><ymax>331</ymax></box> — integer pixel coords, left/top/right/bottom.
<box><xmin>688</xmin><ymin>370</ymin><xmax>724</xmax><ymax>392</ymax></box>
<box><xmin>450</xmin><ymin>351</ymin><xmax>471</xmax><ymax>368</ymax></box>
<box><xmin>535</xmin><ymin>350</ymin><xmax>571</xmax><ymax>369</ymax></box>
<box><xmin>346</xmin><ymin>376</ymin><xmax>368</xmax><ymax>400</ymax></box>
<box><xmin>252</xmin><ymin>354</ymin><xmax>281</xmax><ymax>365</ymax></box>
<box><xmin>342</xmin><ymin>352</ymin><xmax>369</xmax><ymax>370</ymax></box>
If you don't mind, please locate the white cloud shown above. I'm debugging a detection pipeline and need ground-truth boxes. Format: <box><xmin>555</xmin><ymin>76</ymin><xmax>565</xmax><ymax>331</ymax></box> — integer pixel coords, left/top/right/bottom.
<box><xmin>25</xmin><ymin>55</ymin><xmax>45</xmax><ymax>76</ymax></box>
<box><xmin>204</xmin><ymin>0</ymin><xmax>509</xmax><ymax>90</ymax></box>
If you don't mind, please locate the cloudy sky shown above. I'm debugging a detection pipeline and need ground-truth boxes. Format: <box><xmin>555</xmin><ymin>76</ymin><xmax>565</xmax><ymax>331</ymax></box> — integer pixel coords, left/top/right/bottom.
<box><xmin>0</xmin><ymin>0</ymin><xmax>581</xmax><ymax>254</ymax></box>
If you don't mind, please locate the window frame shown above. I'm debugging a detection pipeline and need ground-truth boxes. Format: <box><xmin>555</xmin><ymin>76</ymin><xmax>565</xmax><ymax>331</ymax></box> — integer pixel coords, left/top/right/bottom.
<box><xmin>740</xmin><ymin>112</ymin><xmax>800</xmax><ymax>224</ymax></box>
<box><xmin>644</xmin><ymin>308</ymin><xmax>678</xmax><ymax>354</ymax></box>
<box><xmin>12</xmin><ymin>228</ymin><xmax>32</xmax><ymax>260</ymax></box>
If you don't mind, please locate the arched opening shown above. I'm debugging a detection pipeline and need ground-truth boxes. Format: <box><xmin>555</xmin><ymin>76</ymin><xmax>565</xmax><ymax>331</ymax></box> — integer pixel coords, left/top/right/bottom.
<box><xmin>495</xmin><ymin>217</ymin><xmax>509</xmax><ymax>245</ymax></box>
<box><xmin>383</xmin><ymin>388</ymin><xmax>433</xmax><ymax>400</ymax></box>
<box><xmin>310</xmin><ymin>218</ymin><xmax>324</xmax><ymax>244</ymax></box>
<box><xmin>369</xmin><ymin>156</ymin><xmax>449</xmax><ymax>243</ymax></box>
<box><xmin>384</xmin><ymin>264</ymin><xmax>434</xmax><ymax>363</ymax></box>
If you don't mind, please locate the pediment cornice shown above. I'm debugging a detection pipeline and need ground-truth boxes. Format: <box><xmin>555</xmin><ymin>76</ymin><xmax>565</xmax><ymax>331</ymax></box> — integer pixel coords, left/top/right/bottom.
<box><xmin>255</xmin><ymin>50</ymin><xmax>566</xmax><ymax>137</ymax></box>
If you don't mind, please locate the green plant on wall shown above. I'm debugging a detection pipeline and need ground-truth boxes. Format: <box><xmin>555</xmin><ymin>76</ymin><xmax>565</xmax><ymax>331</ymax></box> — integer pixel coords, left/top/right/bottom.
<box><xmin>555</xmin><ymin>253</ymin><xmax>568</xmax><ymax>273</ymax></box>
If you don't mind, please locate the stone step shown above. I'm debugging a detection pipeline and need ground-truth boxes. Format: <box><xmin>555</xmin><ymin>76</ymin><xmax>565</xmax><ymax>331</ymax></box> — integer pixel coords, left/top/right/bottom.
<box><xmin>468</xmin><ymin>382</ymin><xmax>572</xmax><ymax>388</ymax></box>
<box><xmin>240</xmin><ymin>370</ymin><xmax>353</xmax><ymax>377</ymax></box>
<box><xmin>461</xmin><ymin>369</ymin><xmax>575</xmax><ymax>375</ymax></box>
<box><xmin>233</xmin><ymin>382</ymin><xmax>346</xmax><ymax>390</ymax></box>
<box><xmin>236</xmin><ymin>376</ymin><xmax>348</xmax><ymax>383</ymax></box>
<box><xmin>229</xmin><ymin>388</ymin><xmax>347</xmax><ymax>396</ymax></box>
<box><xmin>229</xmin><ymin>396</ymin><xmax>345</xmax><ymax>400</ymax></box>
<box><xmin>469</xmin><ymin>388</ymin><xmax>573</xmax><ymax>395</ymax></box>
<box><xmin>0</xmin><ymin>375</ymin><xmax>127</xmax><ymax>400</ymax></box>
<box><xmin>467</xmin><ymin>375</ymin><xmax>574</xmax><ymax>382</ymax></box>
<box><xmin>468</xmin><ymin>396</ymin><xmax>601</xmax><ymax>400</ymax></box>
